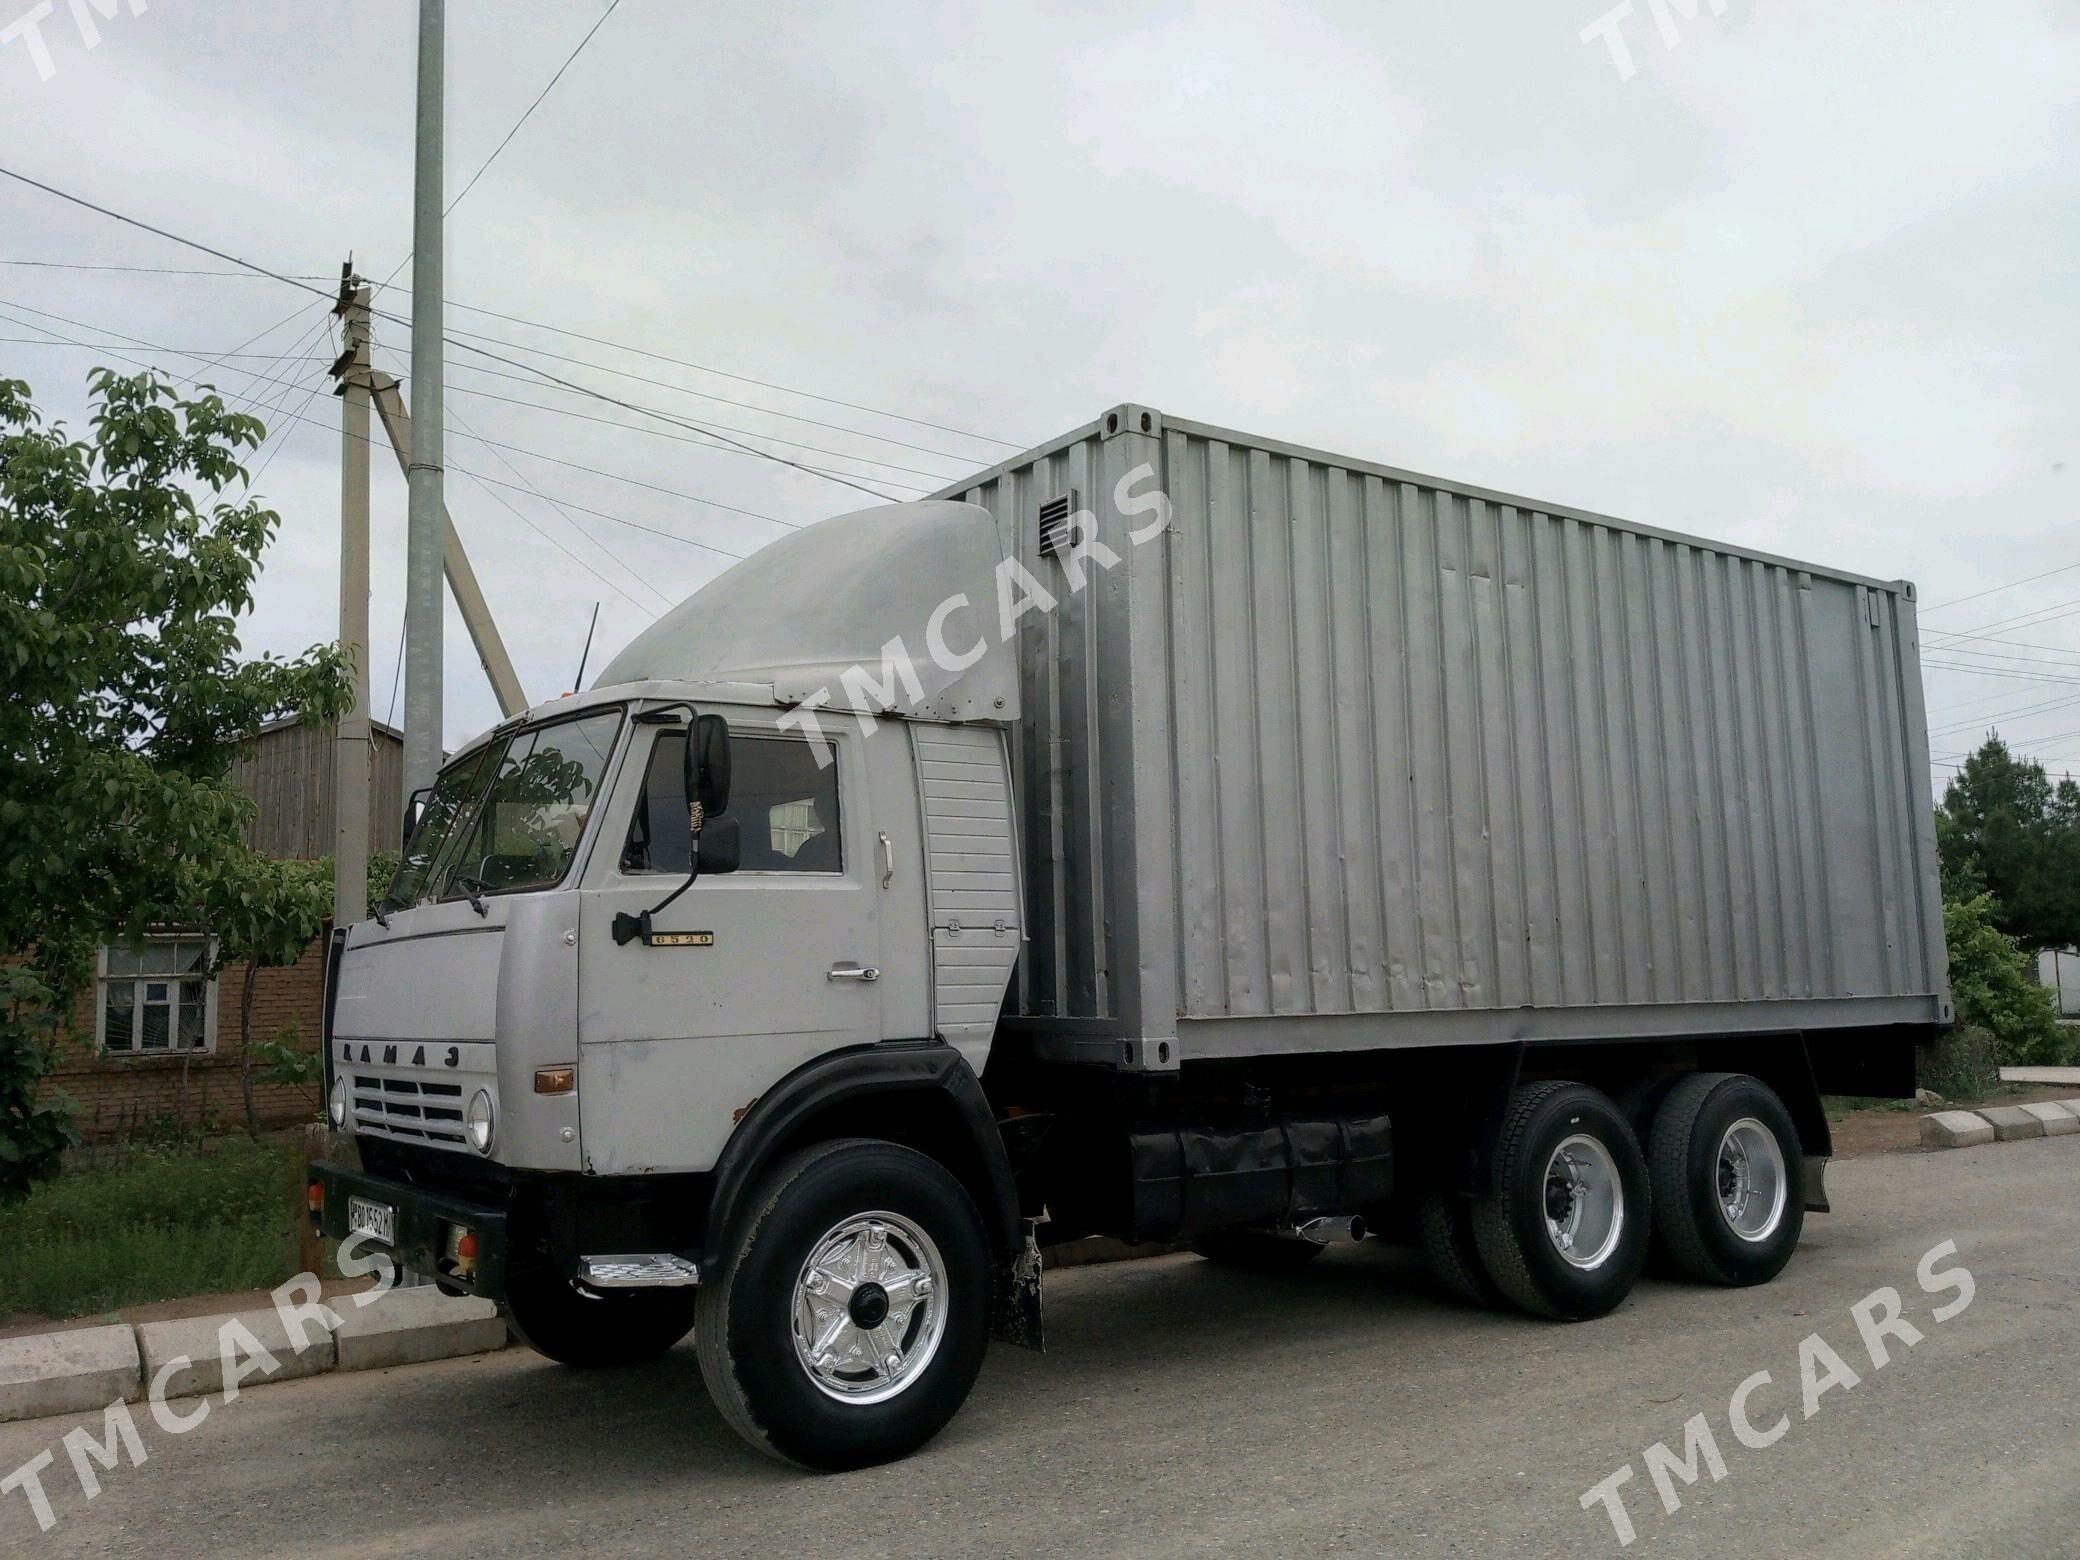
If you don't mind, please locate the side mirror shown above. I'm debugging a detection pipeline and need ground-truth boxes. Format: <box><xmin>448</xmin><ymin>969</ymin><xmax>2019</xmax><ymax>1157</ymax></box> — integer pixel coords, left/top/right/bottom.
<box><xmin>614</xmin><ymin>708</ymin><xmax>733</xmax><ymax>948</ymax></box>
<box><xmin>695</xmin><ymin>713</ymin><xmax>732</xmax><ymax>818</ymax></box>
<box><xmin>402</xmin><ymin>786</ymin><xmax>431</xmax><ymax>849</ymax></box>
<box><xmin>696</xmin><ymin>814</ymin><xmax>741</xmax><ymax>875</ymax></box>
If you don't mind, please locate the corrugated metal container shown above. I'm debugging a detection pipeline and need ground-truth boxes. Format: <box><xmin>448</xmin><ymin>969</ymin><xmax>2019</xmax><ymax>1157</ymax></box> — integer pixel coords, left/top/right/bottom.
<box><xmin>935</xmin><ymin>405</ymin><xmax>1951</xmax><ymax>1069</ymax></box>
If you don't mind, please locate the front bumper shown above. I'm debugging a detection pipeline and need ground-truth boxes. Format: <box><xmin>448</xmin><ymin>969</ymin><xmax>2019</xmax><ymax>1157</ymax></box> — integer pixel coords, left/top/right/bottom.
<box><xmin>312</xmin><ymin>1160</ymin><xmax>512</xmax><ymax>1302</ymax></box>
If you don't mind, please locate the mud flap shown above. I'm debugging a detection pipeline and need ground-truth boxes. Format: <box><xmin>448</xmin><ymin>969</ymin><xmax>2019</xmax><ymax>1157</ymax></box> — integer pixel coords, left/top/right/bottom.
<box><xmin>1803</xmin><ymin>1156</ymin><xmax>1831</xmax><ymax>1214</ymax></box>
<box><xmin>991</xmin><ymin>1222</ymin><xmax>1045</xmax><ymax>1351</ymax></box>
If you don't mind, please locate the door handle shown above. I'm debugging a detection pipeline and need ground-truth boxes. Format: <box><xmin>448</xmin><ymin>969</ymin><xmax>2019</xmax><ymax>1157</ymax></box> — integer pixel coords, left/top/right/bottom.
<box><xmin>878</xmin><ymin>831</ymin><xmax>894</xmax><ymax>887</ymax></box>
<box><xmin>829</xmin><ymin>962</ymin><xmax>880</xmax><ymax>983</ymax></box>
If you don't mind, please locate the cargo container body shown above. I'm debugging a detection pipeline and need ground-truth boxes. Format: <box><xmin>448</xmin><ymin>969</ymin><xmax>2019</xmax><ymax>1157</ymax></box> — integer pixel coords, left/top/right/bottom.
<box><xmin>936</xmin><ymin>404</ymin><xmax>1950</xmax><ymax>1069</ymax></box>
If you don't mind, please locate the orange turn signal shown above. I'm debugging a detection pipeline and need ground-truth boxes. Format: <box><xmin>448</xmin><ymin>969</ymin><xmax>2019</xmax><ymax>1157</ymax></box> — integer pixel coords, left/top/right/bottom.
<box><xmin>456</xmin><ymin>1231</ymin><xmax>480</xmax><ymax>1262</ymax></box>
<box><xmin>534</xmin><ymin>1065</ymin><xmax>576</xmax><ymax>1095</ymax></box>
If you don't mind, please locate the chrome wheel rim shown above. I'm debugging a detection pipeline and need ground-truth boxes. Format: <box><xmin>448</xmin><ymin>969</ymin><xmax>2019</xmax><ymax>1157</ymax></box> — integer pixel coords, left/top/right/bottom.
<box><xmin>1717</xmin><ymin>1118</ymin><xmax>1788</xmax><ymax>1243</ymax></box>
<box><xmin>791</xmin><ymin>1211</ymin><xmax>948</xmax><ymax>1405</ymax></box>
<box><xmin>1543</xmin><ymin>1134</ymin><xmax>1624</xmax><ymax>1269</ymax></box>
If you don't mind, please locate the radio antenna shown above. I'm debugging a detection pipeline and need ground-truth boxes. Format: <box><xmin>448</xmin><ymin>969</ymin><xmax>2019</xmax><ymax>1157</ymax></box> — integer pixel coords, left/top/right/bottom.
<box><xmin>572</xmin><ymin>601</ymin><xmax>601</xmax><ymax>691</ymax></box>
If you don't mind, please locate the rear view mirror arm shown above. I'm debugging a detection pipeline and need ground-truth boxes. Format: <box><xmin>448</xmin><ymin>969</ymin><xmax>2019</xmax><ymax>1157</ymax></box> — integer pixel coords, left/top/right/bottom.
<box><xmin>614</xmin><ymin>702</ymin><xmax>731</xmax><ymax>946</ymax></box>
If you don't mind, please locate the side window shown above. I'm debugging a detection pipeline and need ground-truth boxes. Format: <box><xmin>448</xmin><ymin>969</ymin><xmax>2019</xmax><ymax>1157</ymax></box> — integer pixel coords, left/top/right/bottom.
<box><xmin>622</xmin><ymin>729</ymin><xmax>842</xmax><ymax>874</ymax></box>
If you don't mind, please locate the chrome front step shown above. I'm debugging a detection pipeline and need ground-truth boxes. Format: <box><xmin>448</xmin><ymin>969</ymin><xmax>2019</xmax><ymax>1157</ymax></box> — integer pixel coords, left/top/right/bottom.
<box><xmin>577</xmin><ymin>1253</ymin><xmax>702</xmax><ymax>1290</ymax></box>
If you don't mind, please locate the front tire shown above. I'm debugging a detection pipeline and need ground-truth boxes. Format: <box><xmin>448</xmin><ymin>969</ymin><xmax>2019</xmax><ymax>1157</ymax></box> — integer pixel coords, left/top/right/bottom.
<box><xmin>1647</xmin><ymin>1072</ymin><xmax>1805</xmax><ymax>1287</ymax></box>
<box><xmin>1472</xmin><ymin>1082</ymin><xmax>1651</xmax><ymax>1321</ymax></box>
<box><xmin>503</xmin><ymin>1267</ymin><xmax>697</xmax><ymax>1369</ymax></box>
<box><xmin>695</xmin><ymin>1138</ymin><xmax>992</xmax><ymax>1471</ymax></box>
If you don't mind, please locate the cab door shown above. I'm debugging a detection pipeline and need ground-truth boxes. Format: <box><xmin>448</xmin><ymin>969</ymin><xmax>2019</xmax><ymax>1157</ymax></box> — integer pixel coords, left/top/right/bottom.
<box><xmin>576</xmin><ymin>716</ymin><xmax>883</xmax><ymax>1174</ymax></box>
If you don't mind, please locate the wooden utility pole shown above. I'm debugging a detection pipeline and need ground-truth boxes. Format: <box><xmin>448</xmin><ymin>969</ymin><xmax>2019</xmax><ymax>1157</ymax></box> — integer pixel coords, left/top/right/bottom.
<box><xmin>331</xmin><ymin>264</ymin><xmax>373</xmax><ymax>925</ymax></box>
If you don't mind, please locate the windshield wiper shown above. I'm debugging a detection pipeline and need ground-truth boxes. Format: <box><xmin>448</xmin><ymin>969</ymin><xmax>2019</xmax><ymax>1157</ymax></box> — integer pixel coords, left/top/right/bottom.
<box><xmin>452</xmin><ymin>876</ymin><xmax>491</xmax><ymax>917</ymax></box>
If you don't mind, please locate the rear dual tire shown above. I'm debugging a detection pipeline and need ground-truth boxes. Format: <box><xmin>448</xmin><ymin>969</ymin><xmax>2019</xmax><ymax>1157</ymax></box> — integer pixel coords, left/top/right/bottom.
<box><xmin>1647</xmin><ymin>1072</ymin><xmax>1805</xmax><ymax>1287</ymax></box>
<box><xmin>1471</xmin><ymin>1082</ymin><xmax>1652</xmax><ymax>1321</ymax></box>
<box><xmin>1417</xmin><ymin>1193</ymin><xmax>1502</xmax><ymax>1308</ymax></box>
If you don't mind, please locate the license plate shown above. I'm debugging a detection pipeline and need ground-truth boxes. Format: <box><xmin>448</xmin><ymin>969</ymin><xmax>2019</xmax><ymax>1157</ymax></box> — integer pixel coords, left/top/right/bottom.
<box><xmin>347</xmin><ymin>1196</ymin><xmax>396</xmax><ymax>1246</ymax></box>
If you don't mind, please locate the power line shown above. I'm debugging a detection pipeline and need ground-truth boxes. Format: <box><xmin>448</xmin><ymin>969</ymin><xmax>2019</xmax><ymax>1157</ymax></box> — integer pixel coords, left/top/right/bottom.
<box><xmin>373</xmin><ymin>341</ymin><xmax>803</xmax><ymax>542</ymax></box>
<box><xmin>0</xmin><ymin>336</ymin><xmax>319</xmax><ymax>360</ymax></box>
<box><xmin>1914</xmin><ymin>642</ymin><xmax>2080</xmax><ymax>672</ymax></box>
<box><xmin>3</xmin><ymin>307</ymin><xmax>751</xmax><ymax>567</ymax></box>
<box><xmin>433</xmin><ymin>364</ymin><xmax>943</xmax><ymax>486</ymax></box>
<box><xmin>0</xmin><ymin>258</ymin><xmax>336</xmax><ymax>279</ymax></box>
<box><xmin>1921</xmin><ymin>559</ymin><xmax>2080</xmax><ymax>615</ymax></box>
<box><xmin>0</xmin><ymin>295</ymin><xmax>331</xmax><ymax>401</ymax></box>
<box><xmin>1925</xmin><ymin>594</ymin><xmax>2080</xmax><ymax>645</ymax></box>
<box><xmin>6</xmin><ymin>248</ymin><xmax>1023</xmax><ymax>451</ymax></box>
<box><xmin>0</xmin><ymin>165</ymin><xmax>339</xmax><ymax>303</ymax></box>
<box><xmin>417</xmin><ymin>320</ymin><xmax>990</xmax><ymax>464</ymax></box>
<box><xmin>0</xmin><ymin>166</ymin><xmax>915</xmax><ymax>502</ymax></box>
<box><xmin>373</xmin><ymin>285</ymin><xmax>1021</xmax><ymax>449</ymax></box>
<box><xmin>372</xmin><ymin>0</ymin><xmax>626</xmax><ymax>295</ymax></box>
<box><xmin>1927</xmin><ymin>690</ymin><xmax>2080</xmax><ymax>737</ymax></box>
<box><xmin>1922</xmin><ymin>632</ymin><xmax>2080</xmax><ymax>659</ymax></box>
<box><xmin>247</xmin><ymin>376</ymin><xmax>333</xmax><ymax>489</ymax></box>
<box><xmin>372</xmin><ymin>342</ymin><xmax>676</xmax><ymax>613</ymax></box>
<box><xmin>422</xmin><ymin>326</ymin><xmax>906</xmax><ymax>502</ymax></box>
<box><xmin>1</xmin><ymin>296</ymin><xmax>338</xmax><ymax>432</ymax></box>
<box><xmin>1922</xmin><ymin>659</ymin><xmax>2080</xmax><ymax>687</ymax></box>
<box><xmin>445</xmin><ymin>0</ymin><xmax>627</xmax><ymax>217</ymax></box>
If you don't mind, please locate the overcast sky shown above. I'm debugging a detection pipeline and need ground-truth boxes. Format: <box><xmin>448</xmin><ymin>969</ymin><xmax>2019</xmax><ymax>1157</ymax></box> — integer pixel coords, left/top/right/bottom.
<box><xmin>3</xmin><ymin>1</ymin><xmax>2075</xmax><ymax>777</ymax></box>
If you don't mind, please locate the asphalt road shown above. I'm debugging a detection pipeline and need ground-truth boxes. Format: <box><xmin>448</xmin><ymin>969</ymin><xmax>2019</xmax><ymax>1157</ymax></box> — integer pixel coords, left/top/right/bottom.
<box><xmin>4</xmin><ymin>1139</ymin><xmax>2077</xmax><ymax>1558</ymax></box>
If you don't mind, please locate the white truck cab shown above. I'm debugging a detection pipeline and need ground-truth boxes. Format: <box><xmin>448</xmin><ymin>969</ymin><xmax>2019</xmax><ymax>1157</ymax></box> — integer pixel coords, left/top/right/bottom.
<box><xmin>316</xmin><ymin>500</ymin><xmax>1035</xmax><ymax>1468</ymax></box>
<box><xmin>330</xmin><ymin>680</ymin><xmax>1013</xmax><ymax>1180</ymax></box>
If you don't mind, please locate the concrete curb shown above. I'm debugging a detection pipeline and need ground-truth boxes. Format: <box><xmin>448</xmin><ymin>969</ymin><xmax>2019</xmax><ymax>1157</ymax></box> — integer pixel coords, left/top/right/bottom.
<box><xmin>0</xmin><ymin>1325</ymin><xmax>141</xmax><ymax>1424</ymax></box>
<box><xmin>0</xmin><ymin>1288</ymin><xmax>507</xmax><ymax>1426</ymax></box>
<box><xmin>1920</xmin><ymin>1100</ymin><xmax>2080</xmax><ymax>1151</ymax></box>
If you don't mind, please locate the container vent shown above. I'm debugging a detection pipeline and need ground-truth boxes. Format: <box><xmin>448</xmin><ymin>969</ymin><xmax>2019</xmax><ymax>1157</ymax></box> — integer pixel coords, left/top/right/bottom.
<box><xmin>1038</xmin><ymin>491</ymin><xmax>1078</xmax><ymax>557</ymax></box>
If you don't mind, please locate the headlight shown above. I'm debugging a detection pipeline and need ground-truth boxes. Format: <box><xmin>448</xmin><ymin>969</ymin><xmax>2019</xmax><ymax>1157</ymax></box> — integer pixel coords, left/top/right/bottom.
<box><xmin>466</xmin><ymin>1089</ymin><xmax>496</xmax><ymax>1155</ymax></box>
<box><xmin>328</xmin><ymin>1075</ymin><xmax>349</xmax><ymax>1129</ymax></box>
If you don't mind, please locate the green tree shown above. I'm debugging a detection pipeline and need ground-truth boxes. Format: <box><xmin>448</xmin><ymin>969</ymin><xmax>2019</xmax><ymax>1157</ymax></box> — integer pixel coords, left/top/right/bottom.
<box><xmin>209</xmin><ymin>855</ymin><xmax>333</xmax><ymax>1138</ymax></box>
<box><xmin>210</xmin><ymin>850</ymin><xmax>400</xmax><ymax>1136</ymax></box>
<box><xmin>1935</xmin><ymin>735</ymin><xmax>2080</xmax><ymax>949</ymax></box>
<box><xmin>1943</xmin><ymin>894</ymin><xmax>2074</xmax><ymax>1067</ymax></box>
<box><xmin>0</xmin><ymin>371</ymin><xmax>349</xmax><ymax>1197</ymax></box>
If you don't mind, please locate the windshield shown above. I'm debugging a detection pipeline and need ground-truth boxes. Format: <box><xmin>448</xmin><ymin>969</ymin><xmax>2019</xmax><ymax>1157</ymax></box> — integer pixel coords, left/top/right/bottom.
<box><xmin>382</xmin><ymin>707</ymin><xmax>624</xmax><ymax>908</ymax></box>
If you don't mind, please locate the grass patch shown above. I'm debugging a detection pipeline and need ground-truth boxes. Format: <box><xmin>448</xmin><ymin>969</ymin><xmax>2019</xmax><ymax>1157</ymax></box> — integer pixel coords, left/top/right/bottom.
<box><xmin>1825</xmin><ymin>1095</ymin><xmax>1923</xmax><ymax>1120</ymax></box>
<box><xmin>1825</xmin><ymin>1081</ymin><xmax>2050</xmax><ymax>1123</ymax></box>
<box><xmin>0</xmin><ymin>1138</ymin><xmax>304</xmax><ymax>1322</ymax></box>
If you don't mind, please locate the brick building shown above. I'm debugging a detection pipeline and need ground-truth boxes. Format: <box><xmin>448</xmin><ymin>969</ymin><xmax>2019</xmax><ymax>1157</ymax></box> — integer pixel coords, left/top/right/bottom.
<box><xmin>48</xmin><ymin>717</ymin><xmax>405</xmax><ymax>1141</ymax></box>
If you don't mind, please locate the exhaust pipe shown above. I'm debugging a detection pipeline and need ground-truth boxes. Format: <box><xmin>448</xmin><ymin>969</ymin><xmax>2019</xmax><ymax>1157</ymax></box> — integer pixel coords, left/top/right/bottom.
<box><xmin>1289</xmin><ymin>1214</ymin><xmax>1367</xmax><ymax>1246</ymax></box>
